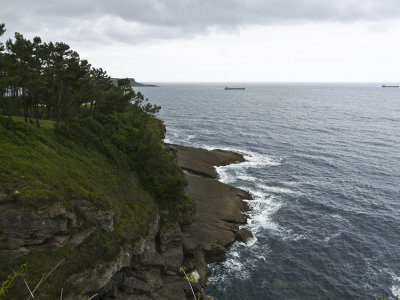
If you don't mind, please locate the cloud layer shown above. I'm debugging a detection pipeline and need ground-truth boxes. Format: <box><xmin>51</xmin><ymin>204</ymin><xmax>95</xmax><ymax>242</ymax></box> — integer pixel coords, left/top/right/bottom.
<box><xmin>2</xmin><ymin>0</ymin><xmax>400</xmax><ymax>44</ymax></box>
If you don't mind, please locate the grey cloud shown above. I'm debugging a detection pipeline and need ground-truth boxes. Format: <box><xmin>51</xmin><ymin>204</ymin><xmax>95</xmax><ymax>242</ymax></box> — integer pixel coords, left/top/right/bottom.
<box><xmin>1</xmin><ymin>0</ymin><xmax>400</xmax><ymax>45</ymax></box>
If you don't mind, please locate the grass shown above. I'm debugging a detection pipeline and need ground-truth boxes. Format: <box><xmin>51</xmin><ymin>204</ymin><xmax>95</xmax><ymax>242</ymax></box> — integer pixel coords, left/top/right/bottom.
<box><xmin>0</xmin><ymin>112</ymin><xmax>194</xmax><ymax>298</ymax></box>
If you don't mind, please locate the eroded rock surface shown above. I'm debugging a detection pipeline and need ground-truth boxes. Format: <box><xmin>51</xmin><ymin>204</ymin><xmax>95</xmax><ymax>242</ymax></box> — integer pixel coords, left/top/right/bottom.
<box><xmin>87</xmin><ymin>145</ymin><xmax>251</xmax><ymax>299</ymax></box>
<box><xmin>0</xmin><ymin>144</ymin><xmax>251</xmax><ymax>299</ymax></box>
<box><xmin>0</xmin><ymin>202</ymin><xmax>76</xmax><ymax>250</ymax></box>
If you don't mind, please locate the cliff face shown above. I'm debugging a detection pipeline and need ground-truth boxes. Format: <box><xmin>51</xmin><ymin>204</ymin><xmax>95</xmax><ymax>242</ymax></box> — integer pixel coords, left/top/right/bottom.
<box><xmin>72</xmin><ymin>145</ymin><xmax>252</xmax><ymax>299</ymax></box>
<box><xmin>79</xmin><ymin>145</ymin><xmax>253</xmax><ymax>299</ymax></box>
<box><xmin>0</xmin><ymin>116</ymin><xmax>251</xmax><ymax>299</ymax></box>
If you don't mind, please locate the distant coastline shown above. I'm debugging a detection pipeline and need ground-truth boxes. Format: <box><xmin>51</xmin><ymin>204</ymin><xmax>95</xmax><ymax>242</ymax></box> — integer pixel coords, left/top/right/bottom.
<box><xmin>111</xmin><ymin>77</ymin><xmax>159</xmax><ymax>87</ymax></box>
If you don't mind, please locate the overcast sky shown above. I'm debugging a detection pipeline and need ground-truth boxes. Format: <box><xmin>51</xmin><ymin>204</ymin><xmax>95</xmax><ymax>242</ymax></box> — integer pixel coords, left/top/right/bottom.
<box><xmin>2</xmin><ymin>0</ymin><xmax>400</xmax><ymax>82</ymax></box>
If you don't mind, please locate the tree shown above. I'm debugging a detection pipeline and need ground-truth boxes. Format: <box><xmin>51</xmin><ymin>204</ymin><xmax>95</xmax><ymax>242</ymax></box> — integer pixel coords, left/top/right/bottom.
<box><xmin>0</xmin><ymin>23</ymin><xmax>8</xmax><ymax>117</ymax></box>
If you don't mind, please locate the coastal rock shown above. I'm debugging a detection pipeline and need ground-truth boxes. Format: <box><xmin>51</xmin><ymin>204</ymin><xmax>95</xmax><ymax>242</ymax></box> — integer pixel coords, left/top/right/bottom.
<box><xmin>67</xmin><ymin>145</ymin><xmax>250</xmax><ymax>299</ymax></box>
<box><xmin>235</xmin><ymin>228</ymin><xmax>254</xmax><ymax>243</ymax></box>
<box><xmin>159</xmin><ymin>223</ymin><xmax>184</xmax><ymax>274</ymax></box>
<box><xmin>156</xmin><ymin>277</ymin><xmax>189</xmax><ymax>300</ymax></box>
<box><xmin>0</xmin><ymin>202</ymin><xmax>76</xmax><ymax>250</ymax></box>
<box><xmin>131</xmin><ymin>268</ymin><xmax>163</xmax><ymax>290</ymax></box>
<box><xmin>121</xmin><ymin>276</ymin><xmax>151</xmax><ymax>294</ymax></box>
<box><xmin>133</xmin><ymin>218</ymin><xmax>165</xmax><ymax>268</ymax></box>
<box><xmin>165</xmin><ymin>144</ymin><xmax>245</xmax><ymax>179</ymax></box>
<box><xmin>69</xmin><ymin>244</ymin><xmax>136</xmax><ymax>295</ymax></box>
<box><xmin>171</xmin><ymin>145</ymin><xmax>251</xmax><ymax>287</ymax></box>
<box><xmin>181</xmin><ymin>233</ymin><xmax>198</xmax><ymax>255</ymax></box>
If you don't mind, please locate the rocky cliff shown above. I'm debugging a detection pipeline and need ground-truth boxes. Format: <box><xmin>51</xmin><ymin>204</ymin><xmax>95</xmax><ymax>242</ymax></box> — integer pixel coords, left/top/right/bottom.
<box><xmin>0</xmin><ymin>143</ymin><xmax>252</xmax><ymax>299</ymax></box>
<box><xmin>81</xmin><ymin>144</ymin><xmax>253</xmax><ymax>299</ymax></box>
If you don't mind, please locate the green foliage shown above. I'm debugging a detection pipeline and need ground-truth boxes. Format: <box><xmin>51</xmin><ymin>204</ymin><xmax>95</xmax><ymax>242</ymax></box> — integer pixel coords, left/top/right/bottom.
<box><xmin>0</xmin><ymin>23</ymin><xmax>195</xmax><ymax>298</ymax></box>
<box><xmin>0</xmin><ymin>264</ymin><xmax>27</xmax><ymax>299</ymax></box>
<box><xmin>0</xmin><ymin>109</ymin><xmax>194</xmax><ymax>297</ymax></box>
<box><xmin>179</xmin><ymin>267</ymin><xmax>198</xmax><ymax>300</ymax></box>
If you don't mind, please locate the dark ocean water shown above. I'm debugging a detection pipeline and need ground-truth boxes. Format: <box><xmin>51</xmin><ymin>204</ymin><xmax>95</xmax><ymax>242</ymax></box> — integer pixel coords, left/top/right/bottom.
<box><xmin>135</xmin><ymin>83</ymin><xmax>400</xmax><ymax>300</ymax></box>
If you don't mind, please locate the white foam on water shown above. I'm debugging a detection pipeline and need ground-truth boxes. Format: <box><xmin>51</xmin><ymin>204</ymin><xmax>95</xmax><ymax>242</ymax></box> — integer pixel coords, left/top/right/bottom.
<box><xmin>207</xmin><ymin>245</ymin><xmax>252</xmax><ymax>287</ymax></box>
<box><xmin>282</xmin><ymin>181</ymin><xmax>301</xmax><ymax>186</ymax></box>
<box><xmin>391</xmin><ymin>274</ymin><xmax>400</xmax><ymax>299</ymax></box>
<box><xmin>205</xmin><ymin>145</ymin><xmax>305</xmax><ymax>294</ymax></box>
<box><xmin>323</xmin><ymin>232</ymin><xmax>341</xmax><ymax>243</ymax></box>
<box><xmin>256</xmin><ymin>183</ymin><xmax>298</xmax><ymax>195</ymax></box>
<box><xmin>163</xmin><ymin>137</ymin><xmax>173</xmax><ymax>144</ymax></box>
<box><xmin>185</xmin><ymin>134</ymin><xmax>196</xmax><ymax>142</ymax></box>
<box><xmin>239</xmin><ymin>184</ymin><xmax>285</xmax><ymax>240</ymax></box>
<box><xmin>215</xmin><ymin>166</ymin><xmax>236</xmax><ymax>184</ymax></box>
<box><xmin>212</xmin><ymin>149</ymin><xmax>289</xmax><ymax>240</ymax></box>
<box><xmin>215</xmin><ymin>150</ymin><xmax>281</xmax><ymax>185</ymax></box>
<box><xmin>245</xmin><ymin>197</ymin><xmax>281</xmax><ymax>232</ymax></box>
<box><xmin>237</xmin><ymin>174</ymin><xmax>258</xmax><ymax>181</ymax></box>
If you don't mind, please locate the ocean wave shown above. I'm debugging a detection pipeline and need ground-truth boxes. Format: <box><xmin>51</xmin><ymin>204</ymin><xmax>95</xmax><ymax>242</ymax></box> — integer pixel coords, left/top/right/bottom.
<box><xmin>391</xmin><ymin>273</ymin><xmax>400</xmax><ymax>299</ymax></box>
<box><xmin>256</xmin><ymin>183</ymin><xmax>298</xmax><ymax>194</ymax></box>
<box><xmin>243</xmin><ymin>188</ymin><xmax>283</xmax><ymax>237</ymax></box>
<box><xmin>215</xmin><ymin>150</ymin><xmax>281</xmax><ymax>184</ymax></box>
<box><xmin>323</xmin><ymin>232</ymin><xmax>341</xmax><ymax>243</ymax></box>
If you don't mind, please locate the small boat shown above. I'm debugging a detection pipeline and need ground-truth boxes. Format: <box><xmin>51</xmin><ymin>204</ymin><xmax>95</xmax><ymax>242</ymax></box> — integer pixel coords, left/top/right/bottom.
<box><xmin>224</xmin><ymin>86</ymin><xmax>245</xmax><ymax>90</ymax></box>
<box><xmin>382</xmin><ymin>84</ymin><xmax>399</xmax><ymax>88</ymax></box>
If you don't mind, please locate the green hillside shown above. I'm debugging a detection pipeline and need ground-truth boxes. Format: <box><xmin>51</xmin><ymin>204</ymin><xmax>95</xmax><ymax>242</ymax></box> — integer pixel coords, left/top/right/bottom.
<box><xmin>0</xmin><ymin>23</ymin><xmax>193</xmax><ymax>298</ymax></box>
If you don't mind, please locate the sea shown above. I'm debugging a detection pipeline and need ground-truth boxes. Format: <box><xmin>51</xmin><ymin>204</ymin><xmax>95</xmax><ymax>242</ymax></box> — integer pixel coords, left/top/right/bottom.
<box><xmin>134</xmin><ymin>83</ymin><xmax>400</xmax><ymax>300</ymax></box>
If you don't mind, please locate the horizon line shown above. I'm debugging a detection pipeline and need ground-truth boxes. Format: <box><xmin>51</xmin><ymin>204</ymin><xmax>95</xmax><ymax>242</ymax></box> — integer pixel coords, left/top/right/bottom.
<box><xmin>132</xmin><ymin>81</ymin><xmax>399</xmax><ymax>84</ymax></box>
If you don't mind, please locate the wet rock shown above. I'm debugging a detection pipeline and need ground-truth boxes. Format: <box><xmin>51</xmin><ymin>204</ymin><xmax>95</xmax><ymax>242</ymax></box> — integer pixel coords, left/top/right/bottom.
<box><xmin>235</xmin><ymin>228</ymin><xmax>253</xmax><ymax>243</ymax></box>
<box><xmin>165</xmin><ymin>144</ymin><xmax>245</xmax><ymax>179</ymax></box>
<box><xmin>203</xmin><ymin>243</ymin><xmax>226</xmax><ymax>262</ymax></box>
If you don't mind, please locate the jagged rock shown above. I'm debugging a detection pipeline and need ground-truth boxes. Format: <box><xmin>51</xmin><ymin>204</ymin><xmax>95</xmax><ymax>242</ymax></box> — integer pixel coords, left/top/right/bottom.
<box><xmin>160</xmin><ymin>223</ymin><xmax>183</xmax><ymax>273</ymax></box>
<box><xmin>133</xmin><ymin>219</ymin><xmax>165</xmax><ymax>268</ymax></box>
<box><xmin>156</xmin><ymin>277</ymin><xmax>188</xmax><ymax>300</ymax></box>
<box><xmin>192</xmin><ymin>250</ymin><xmax>210</xmax><ymax>286</ymax></box>
<box><xmin>69</xmin><ymin>244</ymin><xmax>136</xmax><ymax>294</ymax></box>
<box><xmin>165</xmin><ymin>144</ymin><xmax>245</xmax><ymax>179</ymax></box>
<box><xmin>203</xmin><ymin>243</ymin><xmax>226</xmax><ymax>262</ymax></box>
<box><xmin>181</xmin><ymin>233</ymin><xmax>198</xmax><ymax>255</ymax></box>
<box><xmin>63</xmin><ymin>146</ymin><xmax>251</xmax><ymax>299</ymax></box>
<box><xmin>69</xmin><ymin>227</ymin><xmax>95</xmax><ymax>245</ymax></box>
<box><xmin>118</xmin><ymin>293</ymin><xmax>154</xmax><ymax>300</ymax></box>
<box><xmin>235</xmin><ymin>228</ymin><xmax>254</xmax><ymax>243</ymax></box>
<box><xmin>130</xmin><ymin>269</ymin><xmax>163</xmax><ymax>291</ymax></box>
<box><xmin>121</xmin><ymin>276</ymin><xmax>151</xmax><ymax>294</ymax></box>
<box><xmin>0</xmin><ymin>202</ymin><xmax>76</xmax><ymax>250</ymax></box>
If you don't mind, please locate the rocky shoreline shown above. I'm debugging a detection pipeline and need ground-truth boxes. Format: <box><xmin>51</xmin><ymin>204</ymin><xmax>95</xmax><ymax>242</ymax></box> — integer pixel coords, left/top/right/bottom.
<box><xmin>0</xmin><ymin>144</ymin><xmax>252</xmax><ymax>299</ymax></box>
<box><xmin>162</xmin><ymin>144</ymin><xmax>253</xmax><ymax>298</ymax></box>
<box><xmin>97</xmin><ymin>144</ymin><xmax>253</xmax><ymax>299</ymax></box>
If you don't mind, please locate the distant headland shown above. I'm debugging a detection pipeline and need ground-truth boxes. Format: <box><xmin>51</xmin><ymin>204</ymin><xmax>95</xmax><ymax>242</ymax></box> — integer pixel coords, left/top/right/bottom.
<box><xmin>111</xmin><ymin>77</ymin><xmax>159</xmax><ymax>87</ymax></box>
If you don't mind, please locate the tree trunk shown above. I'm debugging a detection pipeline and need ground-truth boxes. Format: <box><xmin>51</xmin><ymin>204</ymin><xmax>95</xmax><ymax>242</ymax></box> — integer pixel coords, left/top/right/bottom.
<box><xmin>39</xmin><ymin>104</ymin><xmax>45</xmax><ymax>119</ymax></box>
<box><xmin>0</xmin><ymin>91</ymin><xmax>6</xmax><ymax>116</ymax></box>
<box><xmin>14</xmin><ymin>86</ymin><xmax>20</xmax><ymax>116</ymax></box>
<box><xmin>34</xmin><ymin>94</ymin><xmax>40</xmax><ymax>129</ymax></box>
<box><xmin>22</xmin><ymin>87</ymin><xmax>28</xmax><ymax>122</ymax></box>
<box><xmin>46</xmin><ymin>104</ymin><xmax>51</xmax><ymax>120</ymax></box>
<box><xmin>56</xmin><ymin>80</ymin><xmax>64</xmax><ymax>127</ymax></box>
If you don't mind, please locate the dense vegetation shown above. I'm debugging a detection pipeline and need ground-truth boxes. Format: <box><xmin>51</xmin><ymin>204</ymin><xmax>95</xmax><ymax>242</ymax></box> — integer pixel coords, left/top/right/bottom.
<box><xmin>0</xmin><ymin>24</ymin><xmax>194</xmax><ymax>298</ymax></box>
